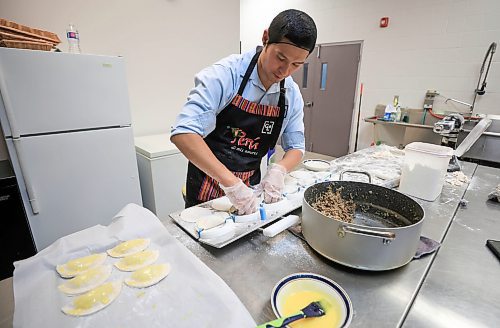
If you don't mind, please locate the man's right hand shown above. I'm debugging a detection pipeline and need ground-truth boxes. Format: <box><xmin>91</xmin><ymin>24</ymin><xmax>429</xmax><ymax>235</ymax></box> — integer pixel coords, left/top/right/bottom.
<box><xmin>221</xmin><ymin>179</ymin><xmax>259</xmax><ymax>215</ymax></box>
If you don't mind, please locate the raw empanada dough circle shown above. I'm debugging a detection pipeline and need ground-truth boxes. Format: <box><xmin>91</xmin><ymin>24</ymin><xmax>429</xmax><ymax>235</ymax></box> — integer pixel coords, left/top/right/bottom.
<box><xmin>211</xmin><ymin>196</ymin><xmax>234</xmax><ymax>212</ymax></box>
<box><xmin>180</xmin><ymin>206</ymin><xmax>213</xmax><ymax>223</ymax></box>
<box><xmin>196</xmin><ymin>212</ymin><xmax>230</xmax><ymax>230</ymax></box>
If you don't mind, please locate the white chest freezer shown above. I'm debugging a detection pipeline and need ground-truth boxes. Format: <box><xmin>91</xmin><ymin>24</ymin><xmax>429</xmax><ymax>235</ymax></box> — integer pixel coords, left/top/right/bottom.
<box><xmin>135</xmin><ymin>134</ymin><xmax>188</xmax><ymax>220</ymax></box>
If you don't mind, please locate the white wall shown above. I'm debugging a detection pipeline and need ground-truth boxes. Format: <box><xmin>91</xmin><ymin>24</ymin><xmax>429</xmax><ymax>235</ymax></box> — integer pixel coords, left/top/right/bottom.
<box><xmin>0</xmin><ymin>0</ymin><xmax>239</xmax><ymax>160</ymax></box>
<box><xmin>241</xmin><ymin>0</ymin><xmax>500</xmax><ymax>151</ymax></box>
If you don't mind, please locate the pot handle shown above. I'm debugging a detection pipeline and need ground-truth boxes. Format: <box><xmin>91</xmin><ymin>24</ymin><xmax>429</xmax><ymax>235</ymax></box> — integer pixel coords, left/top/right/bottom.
<box><xmin>338</xmin><ymin>225</ymin><xmax>395</xmax><ymax>244</ymax></box>
<box><xmin>339</xmin><ymin>170</ymin><xmax>372</xmax><ymax>183</ymax></box>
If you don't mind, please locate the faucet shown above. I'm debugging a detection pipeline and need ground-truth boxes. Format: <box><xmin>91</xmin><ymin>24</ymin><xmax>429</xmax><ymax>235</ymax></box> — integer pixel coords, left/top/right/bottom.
<box><xmin>444</xmin><ymin>98</ymin><xmax>473</xmax><ymax>110</ymax></box>
<box><xmin>470</xmin><ymin>42</ymin><xmax>497</xmax><ymax>114</ymax></box>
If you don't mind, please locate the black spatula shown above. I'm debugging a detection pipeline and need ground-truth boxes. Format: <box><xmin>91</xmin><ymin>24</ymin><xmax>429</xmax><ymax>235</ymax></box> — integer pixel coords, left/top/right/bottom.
<box><xmin>256</xmin><ymin>301</ymin><xmax>325</xmax><ymax>328</ymax></box>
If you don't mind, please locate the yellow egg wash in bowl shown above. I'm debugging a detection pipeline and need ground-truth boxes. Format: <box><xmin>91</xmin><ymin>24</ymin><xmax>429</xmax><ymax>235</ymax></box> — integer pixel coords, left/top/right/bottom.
<box><xmin>272</xmin><ymin>273</ymin><xmax>353</xmax><ymax>328</ymax></box>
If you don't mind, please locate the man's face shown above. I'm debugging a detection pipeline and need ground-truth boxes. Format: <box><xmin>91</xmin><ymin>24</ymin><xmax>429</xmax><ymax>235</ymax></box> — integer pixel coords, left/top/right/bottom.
<box><xmin>258</xmin><ymin>41</ymin><xmax>309</xmax><ymax>87</ymax></box>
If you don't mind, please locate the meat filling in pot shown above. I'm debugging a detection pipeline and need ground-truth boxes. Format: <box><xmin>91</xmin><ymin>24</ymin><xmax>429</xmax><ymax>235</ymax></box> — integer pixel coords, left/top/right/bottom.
<box><xmin>311</xmin><ymin>187</ymin><xmax>355</xmax><ymax>223</ymax></box>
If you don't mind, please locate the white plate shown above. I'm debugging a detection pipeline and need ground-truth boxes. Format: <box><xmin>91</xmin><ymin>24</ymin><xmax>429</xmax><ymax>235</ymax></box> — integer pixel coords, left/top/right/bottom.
<box><xmin>289</xmin><ymin>170</ymin><xmax>315</xmax><ymax>180</ymax></box>
<box><xmin>271</xmin><ymin>273</ymin><xmax>353</xmax><ymax>328</ymax></box>
<box><xmin>303</xmin><ymin>159</ymin><xmax>331</xmax><ymax>172</ymax></box>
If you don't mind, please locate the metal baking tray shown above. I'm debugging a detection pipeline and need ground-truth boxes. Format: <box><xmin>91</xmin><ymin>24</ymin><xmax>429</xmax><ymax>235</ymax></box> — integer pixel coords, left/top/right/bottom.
<box><xmin>170</xmin><ymin>194</ymin><xmax>304</xmax><ymax>248</ymax></box>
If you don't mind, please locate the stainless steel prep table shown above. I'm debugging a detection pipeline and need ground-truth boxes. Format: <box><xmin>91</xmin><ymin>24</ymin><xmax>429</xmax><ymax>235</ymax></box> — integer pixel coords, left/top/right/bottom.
<box><xmin>160</xmin><ymin>162</ymin><xmax>477</xmax><ymax>327</ymax></box>
<box><xmin>2</xmin><ymin>162</ymin><xmax>494</xmax><ymax>328</ymax></box>
<box><xmin>403</xmin><ymin>165</ymin><xmax>500</xmax><ymax>327</ymax></box>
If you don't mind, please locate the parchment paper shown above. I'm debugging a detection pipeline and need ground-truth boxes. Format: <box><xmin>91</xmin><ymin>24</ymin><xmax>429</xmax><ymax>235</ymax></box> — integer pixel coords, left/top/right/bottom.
<box><xmin>13</xmin><ymin>204</ymin><xmax>256</xmax><ymax>328</ymax></box>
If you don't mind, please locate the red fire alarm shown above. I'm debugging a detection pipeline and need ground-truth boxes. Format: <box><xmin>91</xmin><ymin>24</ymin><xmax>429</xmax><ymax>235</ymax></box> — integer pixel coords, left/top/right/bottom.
<box><xmin>380</xmin><ymin>17</ymin><xmax>389</xmax><ymax>28</ymax></box>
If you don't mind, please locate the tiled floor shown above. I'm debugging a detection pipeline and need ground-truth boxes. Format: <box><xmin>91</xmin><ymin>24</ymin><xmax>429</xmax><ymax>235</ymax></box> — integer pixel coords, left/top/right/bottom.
<box><xmin>0</xmin><ymin>277</ymin><xmax>13</xmax><ymax>328</ymax></box>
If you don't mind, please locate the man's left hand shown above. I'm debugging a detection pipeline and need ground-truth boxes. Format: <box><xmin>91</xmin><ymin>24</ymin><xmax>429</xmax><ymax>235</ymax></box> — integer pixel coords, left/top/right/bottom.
<box><xmin>259</xmin><ymin>163</ymin><xmax>287</xmax><ymax>203</ymax></box>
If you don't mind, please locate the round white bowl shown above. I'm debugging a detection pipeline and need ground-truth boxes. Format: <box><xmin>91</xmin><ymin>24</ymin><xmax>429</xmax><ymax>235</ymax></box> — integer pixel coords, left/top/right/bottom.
<box><xmin>271</xmin><ymin>273</ymin><xmax>353</xmax><ymax>328</ymax></box>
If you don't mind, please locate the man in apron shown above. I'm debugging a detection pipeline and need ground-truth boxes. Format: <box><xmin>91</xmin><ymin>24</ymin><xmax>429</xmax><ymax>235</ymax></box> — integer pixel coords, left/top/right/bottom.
<box><xmin>171</xmin><ymin>9</ymin><xmax>317</xmax><ymax>214</ymax></box>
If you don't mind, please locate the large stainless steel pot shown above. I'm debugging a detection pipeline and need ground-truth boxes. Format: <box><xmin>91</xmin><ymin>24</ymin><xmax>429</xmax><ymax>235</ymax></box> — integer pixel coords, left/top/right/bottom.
<box><xmin>302</xmin><ymin>172</ymin><xmax>425</xmax><ymax>271</ymax></box>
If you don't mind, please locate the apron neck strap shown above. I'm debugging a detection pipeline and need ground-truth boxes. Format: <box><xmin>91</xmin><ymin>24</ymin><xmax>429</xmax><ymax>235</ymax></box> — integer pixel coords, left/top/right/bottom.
<box><xmin>269</xmin><ymin>79</ymin><xmax>286</xmax><ymax>151</ymax></box>
<box><xmin>237</xmin><ymin>46</ymin><xmax>287</xmax><ymax>151</ymax></box>
<box><xmin>238</xmin><ymin>46</ymin><xmax>286</xmax><ymax>114</ymax></box>
<box><xmin>278</xmin><ymin>79</ymin><xmax>286</xmax><ymax>115</ymax></box>
<box><xmin>238</xmin><ymin>46</ymin><xmax>262</xmax><ymax>95</ymax></box>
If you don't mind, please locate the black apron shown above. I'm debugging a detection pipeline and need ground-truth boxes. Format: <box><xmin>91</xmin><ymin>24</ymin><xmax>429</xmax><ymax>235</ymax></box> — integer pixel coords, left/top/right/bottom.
<box><xmin>185</xmin><ymin>48</ymin><xmax>287</xmax><ymax>207</ymax></box>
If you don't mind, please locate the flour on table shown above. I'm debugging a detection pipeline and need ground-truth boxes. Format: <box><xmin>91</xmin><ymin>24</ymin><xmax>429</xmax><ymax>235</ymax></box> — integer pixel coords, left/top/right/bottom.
<box><xmin>445</xmin><ymin>171</ymin><xmax>470</xmax><ymax>186</ymax></box>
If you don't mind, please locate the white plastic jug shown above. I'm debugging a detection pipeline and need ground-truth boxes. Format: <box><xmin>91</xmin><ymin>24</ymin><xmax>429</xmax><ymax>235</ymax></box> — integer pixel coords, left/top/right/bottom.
<box><xmin>399</xmin><ymin>142</ymin><xmax>453</xmax><ymax>201</ymax></box>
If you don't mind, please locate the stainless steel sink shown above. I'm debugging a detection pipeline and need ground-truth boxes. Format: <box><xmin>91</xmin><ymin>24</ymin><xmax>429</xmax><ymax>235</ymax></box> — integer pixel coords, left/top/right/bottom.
<box><xmin>459</xmin><ymin>117</ymin><xmax>500</xmax><ymax>167</ymax></box>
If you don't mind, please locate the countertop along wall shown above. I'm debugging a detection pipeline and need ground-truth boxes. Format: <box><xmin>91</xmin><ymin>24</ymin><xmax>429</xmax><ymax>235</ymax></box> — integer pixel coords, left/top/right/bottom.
<box><xmin>240</xmin><ymin>0</ymin><xmax>500</xmax><ymax>151</ymax></box>
<box><xmin>0</xmin><ymin>0</ymin><xmax>240</xmax><ymax>160</ymax></box>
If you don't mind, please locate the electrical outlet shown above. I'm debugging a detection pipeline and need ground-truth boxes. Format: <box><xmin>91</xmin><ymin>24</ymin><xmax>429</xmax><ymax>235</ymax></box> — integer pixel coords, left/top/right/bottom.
<box><xmin>424</xmin><ymin>90</ymin><xmax>439</xmax><ymax>109</ymax></box>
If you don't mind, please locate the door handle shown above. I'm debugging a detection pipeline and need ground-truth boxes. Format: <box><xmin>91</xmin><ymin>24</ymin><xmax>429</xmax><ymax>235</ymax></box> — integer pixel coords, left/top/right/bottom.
<box><xmin>0</xmin><ymin>68</ymin><xmax>39</xmax><ymax>214</ymax></box>
<box><xmin>305</xmin><ymin>101</ymin><xmax>313</xmax><ymax>107</ymax></box>
<box><xmin>13</xmin><ymin>139</ymin><xmax>40</xmax><ymax>214</ymax></box>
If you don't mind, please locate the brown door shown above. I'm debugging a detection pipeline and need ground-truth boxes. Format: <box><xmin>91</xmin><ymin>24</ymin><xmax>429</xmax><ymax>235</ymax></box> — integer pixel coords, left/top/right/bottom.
<box><xmin>292</xmin><ymin>42</ymin><xmax>361</xmax><ymax>157</ymax></box>
<box><xmin>292</xmin><ymin>47</ymin><xmax>319</xmax><ymax>151</ymax></box>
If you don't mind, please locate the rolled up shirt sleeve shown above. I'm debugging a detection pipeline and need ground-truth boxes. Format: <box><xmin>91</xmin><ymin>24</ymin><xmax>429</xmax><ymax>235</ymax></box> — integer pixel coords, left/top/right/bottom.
<box><xmin>280</xmin><ymin>86</ymin><xmax>305</xmax><ymax>153</ymax></box>
<box><xmin>171</xmin><ymin>64</ymin><xmax>235</xmax><ymax>137</ymax></box>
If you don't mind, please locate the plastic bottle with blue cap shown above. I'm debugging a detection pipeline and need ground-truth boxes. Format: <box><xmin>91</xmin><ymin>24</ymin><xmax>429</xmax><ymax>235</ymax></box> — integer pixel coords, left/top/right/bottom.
<box><xmin>66</xmin><ymin>24</ymin><xmax>81</xmax><ymax>54</ymax></box>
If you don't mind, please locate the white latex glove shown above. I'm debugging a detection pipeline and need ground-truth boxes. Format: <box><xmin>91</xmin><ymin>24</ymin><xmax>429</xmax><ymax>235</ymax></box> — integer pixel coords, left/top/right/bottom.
<box><xmin>220</xmin><ymin>179</ymin><xmax>259</xmax><ymax>215</ymax></box>
<box><xmin>260</xmin><ymin>163</ymin><xmax>287</xmax><ymax>204</ymax></box>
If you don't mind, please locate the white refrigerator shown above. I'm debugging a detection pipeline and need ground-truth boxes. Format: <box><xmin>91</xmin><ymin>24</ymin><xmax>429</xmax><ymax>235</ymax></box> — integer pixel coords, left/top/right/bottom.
<box><xmin>0</xmin><ymin>48</ymin><xmax>142</xmax><ymax>251</ymax></box>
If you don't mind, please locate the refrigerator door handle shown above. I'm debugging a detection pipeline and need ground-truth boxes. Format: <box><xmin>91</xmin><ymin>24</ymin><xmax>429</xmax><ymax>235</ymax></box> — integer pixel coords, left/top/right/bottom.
<box><xmin>0</xmin><ymin>63</ymin><xmax>39</xmax><ymax>214</ymax></box>
<box><xmin>12</xmin><ymin>138</ymin><xmax>40</xmax><ymax>214</ymax></box>
<box><xmin>0</xmin><ymin>63</ymin><xmax>20</xmax><ymax>137</ymax></box>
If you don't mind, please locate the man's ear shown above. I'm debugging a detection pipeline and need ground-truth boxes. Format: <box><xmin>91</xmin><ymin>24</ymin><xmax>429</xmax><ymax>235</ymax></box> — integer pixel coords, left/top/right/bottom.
<box><xmin>262</xmin><ymin>29</ymin><xmax>269</xmax><ymax>45</ymax></box>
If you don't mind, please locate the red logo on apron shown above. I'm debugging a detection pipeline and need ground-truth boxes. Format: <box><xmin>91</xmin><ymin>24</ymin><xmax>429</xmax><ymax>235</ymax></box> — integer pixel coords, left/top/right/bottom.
<box><xmin>230</xmin><ymin>128</ymin><xmax>260</xmax><ymax>151</ymax></box>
